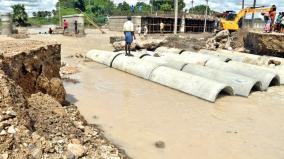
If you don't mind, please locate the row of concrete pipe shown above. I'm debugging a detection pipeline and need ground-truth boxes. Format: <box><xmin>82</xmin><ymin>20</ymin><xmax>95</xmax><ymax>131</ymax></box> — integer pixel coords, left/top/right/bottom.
<box><xmin>155</xmin><ymin>46</ymin><xmax>284</xmax><ymax>85</ymax></box>
<box><xmin>86</xmin><ymin>48</ymin><xmax>281</xmax><ymax>102</ymax></box>
<box><xmin>87</xmin><ymin>50</ymin><xmax>234</xmax><ymax>102</ymax></box>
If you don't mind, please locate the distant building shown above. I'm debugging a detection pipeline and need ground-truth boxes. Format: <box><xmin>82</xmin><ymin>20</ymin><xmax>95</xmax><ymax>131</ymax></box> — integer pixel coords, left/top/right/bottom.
<box><xmin>62</xmin><ymin>14</ymin><xmax>85</xmax><ymax>35</ymax></box>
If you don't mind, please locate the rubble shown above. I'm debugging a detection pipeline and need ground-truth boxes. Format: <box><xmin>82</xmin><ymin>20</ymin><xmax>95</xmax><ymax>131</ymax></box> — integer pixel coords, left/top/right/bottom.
<box><xmin>112</xmin><ymin>38</ymin><xmax>166</xmax><ymax>51</ymax></box>
<box><xmin>206</xmin><ymin>30</ymin><xmax>231</xmax><ymax>50</ymax></box>
<box><xmin>0</xmin><ymin>74</ymin><xmax>129</xmax><ymax>158</ymax></box>
<box><xmin>60</xmin><ymin>66</ymin><xmax>80</xmax><ymax>75</ymax></box>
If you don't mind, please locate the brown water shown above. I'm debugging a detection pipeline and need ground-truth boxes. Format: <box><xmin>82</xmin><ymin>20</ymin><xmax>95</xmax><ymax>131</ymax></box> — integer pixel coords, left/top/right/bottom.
<box><xmin>25</xmin><ymin>31</ymin><xmax>284</xmax><ymax>159</ymax></box>
<box><xmin>64</xmin><ymin>61</ymin><xmax>284</xmax><ymax>159</ymax></box>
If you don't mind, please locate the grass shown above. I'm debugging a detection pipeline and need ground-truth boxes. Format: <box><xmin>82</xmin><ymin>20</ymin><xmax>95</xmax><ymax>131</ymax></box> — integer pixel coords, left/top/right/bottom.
<box><xmin>28</xmin><ymin>17</ymin><xmax>59</xmax><ymax>26</ymax></box>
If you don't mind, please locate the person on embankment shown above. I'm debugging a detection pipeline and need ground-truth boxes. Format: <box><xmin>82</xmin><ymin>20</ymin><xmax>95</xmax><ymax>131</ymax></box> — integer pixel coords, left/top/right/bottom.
<box><xmin>269</xmin><ymin>5</ymin><xmax>277</xmax><ymax>32</ymax></box>
<box><xmin>123</xmin><ymin>16</ymin><xmax>136</xmax><ymax>56</ymax></box>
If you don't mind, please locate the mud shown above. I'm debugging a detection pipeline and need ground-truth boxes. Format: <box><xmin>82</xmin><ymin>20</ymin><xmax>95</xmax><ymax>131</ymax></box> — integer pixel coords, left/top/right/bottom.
<box><xmin>0</xmin><ymin>40</ymin><xmax>66</xmax><ymax>103</ymax></box>
<box><xmin>163</xmin><ymin>33</ymin><xmax>210</xmax><ymax>51</ymax></box>
<box><xmin>245</xmin><ymin>31</ymin><xmax>284</xmax><ymax>57</ymax></box>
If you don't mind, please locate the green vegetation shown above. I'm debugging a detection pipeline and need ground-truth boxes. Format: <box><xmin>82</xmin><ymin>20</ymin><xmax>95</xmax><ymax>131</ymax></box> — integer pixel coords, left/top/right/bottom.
<box><xmin>11</xmin><ymin>4</ymin><xmax>28</xmax><ymax>26</ymax></box>
<box><xmin>21</xmin><ymin>0</ymin><xmax>195</xmax><ymax>26</ymax></box>
<box><xmin>28</xmin><ymin>17</ymin><xmax>59</xmax><ymax>26</ymax></box>
<box><xmin>188</xmin><ymin>5</ymin><xmax>216</xmax><ymax>15</ymax></box>
<box><xmin>150</xmin><ymin>0</ymin><xmax>185</xmax><ymax>12</ymax></box>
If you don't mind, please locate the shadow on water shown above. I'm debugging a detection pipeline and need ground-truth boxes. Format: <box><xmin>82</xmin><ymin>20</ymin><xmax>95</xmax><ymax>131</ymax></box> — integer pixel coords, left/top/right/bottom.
<box><xmin>66</xmin><ymin>93</ymin><xmax>79</xmax><ymax>104</ymax></box>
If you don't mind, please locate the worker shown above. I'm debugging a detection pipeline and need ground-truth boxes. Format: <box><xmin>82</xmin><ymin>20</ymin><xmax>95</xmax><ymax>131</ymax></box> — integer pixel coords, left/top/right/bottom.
<box><xmin>160</xmin><ymin>22</ymin><xmax>165</xmax><ymax>34</ymax></box>
<box><xmin>281</xmin><ymin>12</ymin><xmax>284</xmax><ymax>33</ymax></box>
<box><xmin>269</xmin><ymin>5</ymin><xmax>277</xmax><ymax>32</ymax></box>
<box><xmin>262</xmin><ymin>12</ymin><xmax>271</xmax><ymax>33</ymax></box>
<box><xmin>74</xmin><ymin>20</ymin><xmax>78</xmax><ymax>34</ymax></box>
<box><xmin>48</xmin><ymin>28</ymin><xmax>53</xmax><ymax>34</ymax></box>
<box><xmin>213</xmin><ymin>17</ymin><xmax>220</xmax><ymax>33</ymax></box>
<box><xmin>275</xmin><ymin>12</ymin><xmax>283</xmax><ymax>32</ymax></box>
<box><xmin>136</xmin><ymin>25</ymin><xmax>142</xmax><ymax>36</ymax></box>
<box><xmin>143</xmin><ymin>25</ymin><xmax>148</xmax><ymax>37</ymax></box>
<box><xmin>63</xmin><ymin>19</ymin><xmax>68</xmax><ymax>34</ymax></box>
<box><xmin>130</xmin><ymin>5</ymin><xmax>135</xmax><ymax>13</ymax></box>
<box><xmin>123</xmin><ymin>16</ymin><xmax>135</xmax><ymax>56</ymax></box>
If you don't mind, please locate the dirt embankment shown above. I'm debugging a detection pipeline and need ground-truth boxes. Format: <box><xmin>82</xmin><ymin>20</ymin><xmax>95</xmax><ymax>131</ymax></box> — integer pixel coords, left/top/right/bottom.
<box><xmin>162</xmin><ymin>33</ymin><xmax>211</xmax><ymax>51</ymax></box>
<box><xmin>0</xmin><ymin>40</ymin><xmax>129</xmax><ymax>159</ymax></box>
<box><xmin>244</xmin><ymin>32</ymin><xmax>284</xmax><ymax>57</ymax></box>
<box><xmin>0</xmin><ymin>40</ymin><xmax>65</xmax><ymax>104</ymax></box>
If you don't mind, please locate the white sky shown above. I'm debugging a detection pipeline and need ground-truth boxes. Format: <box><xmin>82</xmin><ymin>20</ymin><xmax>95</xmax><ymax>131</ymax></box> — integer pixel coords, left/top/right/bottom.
<box><xmin>0</xmin><ymin>0</ymin><xmax>282</xmax><ymax>16</ymax></box>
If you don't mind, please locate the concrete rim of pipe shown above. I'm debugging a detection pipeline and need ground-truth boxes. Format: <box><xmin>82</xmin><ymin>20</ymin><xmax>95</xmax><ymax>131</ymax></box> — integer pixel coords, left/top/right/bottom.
<box><xmin>155</xmin><ymin>46</ymin><xmax>185</xmax><ymax>55</ymax></box>
<box><xmin>181</xmin><ymin>64</ymin><xmax>263</xmax><ymax>97</ymax></box>
<box><xmin>110</xmin><ymin>53</ymin><xmax>123</xmax><ymax>67</ymax></box>
<box><xmin>117</xmin><ymin>51</ymin><xmax>152</xmax><ymax>59</ymax></box>
<box><xmin>205</xmin><ymin>59</ymin><xmax>280</xmax><ymax>91</ymax></box>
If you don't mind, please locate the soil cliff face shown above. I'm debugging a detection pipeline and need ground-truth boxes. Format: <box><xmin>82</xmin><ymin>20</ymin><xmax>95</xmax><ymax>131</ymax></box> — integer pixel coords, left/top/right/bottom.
<box><xmin>245</xmin><ymin>32</ymin><xmax>284</xmax><ymax>57</ymax></box>
<box><xmin>0</xmin><ymin>40</ymin><xmax>66</xmax><ymax>103</ymax></box>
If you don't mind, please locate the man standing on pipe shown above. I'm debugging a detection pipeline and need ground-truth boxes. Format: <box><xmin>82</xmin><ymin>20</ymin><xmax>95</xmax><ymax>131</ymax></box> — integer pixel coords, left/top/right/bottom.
<box><xmin>123</xmin><ymin>16</ymin><xmax>136</xmax><ymax>56</ymax></box>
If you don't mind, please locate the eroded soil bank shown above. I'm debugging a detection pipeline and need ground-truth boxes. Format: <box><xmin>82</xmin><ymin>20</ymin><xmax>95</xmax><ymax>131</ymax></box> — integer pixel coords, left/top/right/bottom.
<box><xmin>245</xmin><ymin>31</ymin><xmax>284</xmax><ymax>57</ymax></box>
<box><xmin>0</xmin><ymin>38</ymin><xmax>129</xmax><ymax>159</ymax></box>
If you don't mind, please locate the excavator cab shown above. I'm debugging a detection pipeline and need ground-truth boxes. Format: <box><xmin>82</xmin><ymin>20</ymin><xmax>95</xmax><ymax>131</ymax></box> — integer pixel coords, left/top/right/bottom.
<box><xmin>224</xmin><ymin>11</ymin><xmax>237</xmax><ymax>21</ymax></box>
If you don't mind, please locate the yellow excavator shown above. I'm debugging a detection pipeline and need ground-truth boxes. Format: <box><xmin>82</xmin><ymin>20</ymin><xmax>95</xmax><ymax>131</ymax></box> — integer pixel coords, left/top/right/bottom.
<box><xmin>220</xmin><ymin>6</ymin><xmax>272</xmax><ymax>31</ymax></box>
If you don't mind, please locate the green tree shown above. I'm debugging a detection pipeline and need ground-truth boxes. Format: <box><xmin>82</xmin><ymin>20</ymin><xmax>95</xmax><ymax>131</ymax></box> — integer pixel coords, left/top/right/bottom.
<box><xmin>188</xmin><ymin>5</ymin><xmax>216</xmax><ymax>14</ymax></box>
<box><xmin>135</xmin><ymin>2</ymin><xmax>151</xmax><ymax>12</ymax></box>
<box><xmin>74</xmin><ymin>0</ymin><xmax>85</xmax><ymax>11</ymax></box>
<box><xmin>91</xmin><ymin>0</ymin><xmax>115</xmax><ymax>15</ymax></box>
<box><xmin>11</xmin><ymin>4</ymin><xmax>28</xmax><ymax>26</ymax></box>
<box><xmin>160</xmin><ymin>3</ymin><xmax>172</xmax><ymax>12</ymax></box>
<box><xmin>150</xmin><ymin>0</ymin><xmax>185</xmax><ymax>11</ymax></box>
<box><xmin>116</xmin><ymin>1</ymin><xmax>130</xmax><ymax>12</ymax></box>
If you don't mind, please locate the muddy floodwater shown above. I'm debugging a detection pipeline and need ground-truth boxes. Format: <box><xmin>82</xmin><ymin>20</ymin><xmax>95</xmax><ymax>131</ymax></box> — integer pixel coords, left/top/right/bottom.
<box><xmin>25</xmin><ymin>31</ymin><xmax>284</xmax><ymax>159</ymax></box>
<box><xmin>64</xmin><ymin>61</ymin><xmax>284</xmax><ymax>159</ymax></box>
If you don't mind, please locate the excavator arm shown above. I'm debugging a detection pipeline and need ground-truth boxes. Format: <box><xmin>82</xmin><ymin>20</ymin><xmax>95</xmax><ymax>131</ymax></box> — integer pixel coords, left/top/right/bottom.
<box><xmin>234</xmin><ymin>7</ymin><xmax>271</xmax><ymax>23</ymax></box>
<box><xmin>220</xmin><ymin>7</ymin><xmax>271</xmax><ymax>31</ymax></box>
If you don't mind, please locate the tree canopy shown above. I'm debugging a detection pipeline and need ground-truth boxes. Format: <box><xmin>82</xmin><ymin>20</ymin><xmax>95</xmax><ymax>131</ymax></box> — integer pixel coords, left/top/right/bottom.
<box><xmin>11</xmin><ymin>4</ymin><xmax>28</xmax><ymax>26</ymax></box>
<box><xmin>188</xmin><ymin>5</ymin><xmax>216</xmax><ymax>14</ymax></box>
<box><xmin>150</xmin><ymin>0</ymin><xmax>185</xmax><ymax>12</ymax></box>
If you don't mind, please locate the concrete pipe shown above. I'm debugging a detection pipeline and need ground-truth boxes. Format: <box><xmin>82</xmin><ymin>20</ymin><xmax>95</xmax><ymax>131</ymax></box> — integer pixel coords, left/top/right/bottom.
<box><xmin>117</xmin><ymin>50</ymin><xmax>156</xmax><ymax>58</ymax></box>
<box><xmin>181</xmin><ymin>64</ymin><xmax>262</xmax><ymax>97</ymax></box>
<box><xmin>86</xmin><ymin>50</ymin><xmax>122</xmax><ymax>67</ymax></box>
<box><xmin>206</xmin><ymin>59</ymin><xmax>280</xmax><ymax>91</ymax></box>
<box><xmin>155</xmin><ymin>46</ymin><xmax>184</xmax><ymax>55</ymax></box>
<box><xmin>150</xmin><ymin>66</ymin><xmax>234</xmax><ymax>102</ymax></box>
<box><xmin>199</xmin><ymin>49</ymin><xmax>284</xmax><ymax>67</ymax></box>
<box><xmin>112</xmin><ymin>55</ymin><xmax>160</xmax><ymax>79</ymax></box>
<box><xmin>228</xmin><ymin>61</ymin><xmax>284</xmax><ymax>85</ymax></box>
<box><xmin>87</xmin><ymin>50</ymin><xmax>234</xmax><ymax>102</ymax></box>
<box><xmin>142</xmin><ymin>56</ymin><xmax>188</xmax><ymax>70</ymax></box>
<box><xmin>160</xmin><ymin>51</ymin><xmax>226</xmax><ymax>65</ymax></box>
<box><xmin>1</xmin><ymin>13</ymin><xmax>12</xmax><ymax>35</ymax></box>
<box><xmin>199</xmin><ymin>49</ymin><xmax>260</xmax><ymax>63</ymax></box>
<box><xmin>142</xmin><ymin>56</ymin><xmax>260</xmax><ymax>96</ymax></box>
<box><xmin>181</xmin><ymin>51</ymin><xmax>231</xmax><ymax>62</ymax></box>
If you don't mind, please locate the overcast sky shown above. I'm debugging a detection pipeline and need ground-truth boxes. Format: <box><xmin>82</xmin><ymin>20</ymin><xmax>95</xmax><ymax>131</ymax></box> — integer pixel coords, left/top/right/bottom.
<box><xmin>0</xmin><ymin>0</ymin><xmax>282</xmax><ymax>16</ymax></box>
